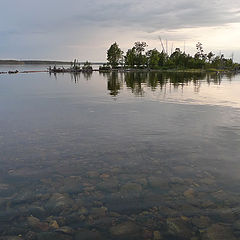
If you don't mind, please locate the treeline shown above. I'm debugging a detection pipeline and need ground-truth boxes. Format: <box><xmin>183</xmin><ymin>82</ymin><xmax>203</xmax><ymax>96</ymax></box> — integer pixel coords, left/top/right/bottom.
<box><xmin>106</xmin><ymin>42</ymin><xmax>239</xmax><ymax>71</ymax></box>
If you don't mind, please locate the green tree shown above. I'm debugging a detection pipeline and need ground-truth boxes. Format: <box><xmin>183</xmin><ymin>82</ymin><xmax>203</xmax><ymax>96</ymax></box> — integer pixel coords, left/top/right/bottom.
<box><xmin>107</xmin><ymin>42</ymin><xmax>123</xmax><ymax>68</ymax></box>
<box><xmin>134</xmin><ymin>42</ymin><xmax>148</xmax><ymax>55</ymax></box>
<box><xmin>195</xmin><ymin>42</ymin><xmax>206</xmax><ymax>61</ymax></box>
<box><xmin>125</xmin><ymin>48</ymin><xmax>137</xmax><ymax>68</ymax></box>
<box><xmin>134</xmin><ymin>42</ymin><xmax>148</xmax><ymax>67</ymax></box>
<box><xmin>146</xmin><ymin>48</ymin><xmax>160</xmax><ymax>69</ymax></box>
<box><xmin>170</xmin><ymin>48</ymin><xmax>182</xmax><ymax>67</ymax></box>
<box><xmin>158</xmin><ymin>51</ymin><xmax>168</xmax><ymax>67</ymax></box>
<box><xmin>207</xmin><ymin>52</ymin><xmax>215</xmax><ymax>63</ymax></box>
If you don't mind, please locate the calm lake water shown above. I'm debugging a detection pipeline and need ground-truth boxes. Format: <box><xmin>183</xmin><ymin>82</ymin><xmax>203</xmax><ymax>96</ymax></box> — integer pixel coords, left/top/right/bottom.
<box><xmin>0</xmin><ymin>67</ymin><xmax>240</xmax><ymax>239</ymax></box>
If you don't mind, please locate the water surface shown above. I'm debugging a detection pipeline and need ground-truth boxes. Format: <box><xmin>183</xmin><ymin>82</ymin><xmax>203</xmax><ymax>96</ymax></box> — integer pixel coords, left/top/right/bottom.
<box><xmin>0</xmin><ymin>69</ymin><xmax>240</xmax><ymax>239</ymax></box>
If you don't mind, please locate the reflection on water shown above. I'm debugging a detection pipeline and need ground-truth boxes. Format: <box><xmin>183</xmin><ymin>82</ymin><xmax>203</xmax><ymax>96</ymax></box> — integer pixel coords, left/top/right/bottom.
<box><xmin>105</xmin><ymin>72</ymin><xmax>240</xmax><ymax>109</ymax></box>
<box><xmin>50</xmin><ymin>71</ymin><xmax>93</xmax><ymax>83</ymax></box>
<box><xmin>106</xmin><ymin>71</ymin><xmax>232</xmax><ymax>95</ymax></box>
<box><xmin>102</xmin><ymin>71</ymin><xmax>226</xmax><ymax>96</ymax></box>
<box><xmin>0</xmin><ymin>70</ymin><xmax>240</xmax><ymax>239</ymax></box>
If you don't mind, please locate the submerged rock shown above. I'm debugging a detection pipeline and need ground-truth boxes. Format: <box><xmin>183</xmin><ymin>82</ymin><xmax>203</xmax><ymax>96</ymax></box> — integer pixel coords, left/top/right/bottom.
<box><xmin>25</xmin><ymin>231</ymin><xmax>37</xmax><ymax>240</ymax></box>
<box><xmin>74</xmin><ymin>230</ymin><xmax>103</xmax><ymax>240</ymax></box>
<box><xmin>87</xmin><ymin>171</ymin><xmax>99</xmax><ymax>178</ymax></box>
<box><xmin>200</xmin><ymin>177</ymin><xmax>216</xmax><ymax>185</ymax></box>
<box><xmin>27</xmin><ymin>216</ymin><xmax>40</xmax><ymax>226</ymax></box>
<box><xmin>27</xmin><ymin>216</ymin><xmax>49</xmax><ymax>231</ymax></box>
<box><xmin>97</xmin><ymin>179</ymin><xmax>119</xmax><ymax>192</ymax></box>
<box><xmin>216</xmin><ymin>208</ymin><xmax>236</xmax><ymax>223</ymax></box>
<box><xmin>153</xmin><ymin>230</ymin><xmax>162</xmax><ymax>240</ymax></box>
<box><xmin>91</xmin><ymin>207</ymin><xmax>107</xmax><ymax>217</ymax></box>
<box><xmin>120</xmin><ymin>182</ymin><xmax>142</xmax><ymax>198</ymax></box>
<box><xmin>27</xmin><ymin>205</ymin><xmax>46</xmax><ymax>218</ymax></box>
<box><xmin>135</xmin><ymin>178</ymin><xmax>148</xmax><ymax>187</ymax></box>
<box><xmin>100</xmin><ymin>173</ymin><xmax>110</xmax><ymax>179</ymax></box>
<box><xmin>78</xmin><ymin>207</ymin><xmax>88</xmax><ymax>215</ymax></box>
<box><xmin>59</xmin><ymin>176</ymin><xmax>83</xmax><ymax>194</ymax></box>
<box><xmin>183</xmin><ymin>188</ymin><xmax>195</xmax><ymax>199</ymax></box>
<box><xmin>192</xmin><ymin>216</ymin><xmax>211</xmax><ymax>229</ymax></box>
<box><xmin>167</xmin><ymin>218</ymin><xmax>193</xmax><ymax>239</ymax></box>
<box><xmin>55</xmin><ymin>226</ymin><xmax>74</xmax><ymax>235</ymax></box>
<box><xmin>110</xmin><ymin>221</ymin><xmax>141</xmax><ymax>237</ymax></box>
<box><xmin>49</xmin><ymin>220</ymin><xmax>59</xmax><ymax>229</ymax></box>
<box><xmin>45</xmin><ymin>193</ymin><xmax>73</xmax><ymax>214</ymax></box>
<box><xmin>143</xmin><ymin>229</ymin><xmax>152</xmax><ymax>239</ymax></box>
<box><xmin>206</xmin><ymin>224</ymin><xmax>237</xmax><ymax>240</ymax></box>
<box><xmin>11</xmin><ymin>191</ymin><xmax>36</xmax><ymax>205</ymax></box>
<box><xmin>36</xmin><ymin>232</ymin><xmax>72</xmax><ymax>240</ymax></box>
<box><xmin>170</xmin><ymin>177</ymin><xmax>184</xmax><ymax>184</ymax></box>
<box><xmin>233</xmin><ymin>220</ymin><xmax>240</xmax><ymax>230</ymax></box>
<box><xmin>148</xmin><ymin>177</ymin><xmax>168</xmax><ymax>190</ymax></box>
<box><xmin>0</xmin><ymin>183</ymin><xmax>9</xmax><ymax>190</ymax></box>
<box><xmin>0</xmin><ymin>209</ymin><xmax>19</xmax><ymax>222</ymax></box>
<box><xmin>91</xmin><ymin>216</ymin><xmax>114</xmax><ymax>228</ymax></box>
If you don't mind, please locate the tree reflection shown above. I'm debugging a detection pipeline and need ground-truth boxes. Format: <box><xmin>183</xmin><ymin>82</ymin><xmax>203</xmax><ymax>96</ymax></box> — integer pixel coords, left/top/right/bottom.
<box><xmin>101</xmin><ymin>72</ymin><xmax>123</xmax><ymax>97</ymax></box>
<box><xmin>125</xmin><ymin>72</ymin><xmax>147</xmax><ymax>96</ymax></box>
<box><xmin>70</xmin><ymin>72</ymin><xmax>81</xmax><ymax>83</ymax></box>
<box><xmin>50</xmin><ymin>71</ymin><xmax>237</xmax><ymax>97</ymax></box>
<box><xmin>105</xmin><ymin>71</ymin><xmax>236</xmax><ymax>96</ymax></box>
<box><xmin>50</xmin><ymin>72</ymin><xmax>93</xmax><ymax>83</ymax></box>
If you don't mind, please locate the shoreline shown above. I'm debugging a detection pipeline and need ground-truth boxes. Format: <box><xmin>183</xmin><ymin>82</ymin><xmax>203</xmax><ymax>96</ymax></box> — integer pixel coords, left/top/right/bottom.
<box><xmin>0</xmin><ymin>68</ymin><xmax>239</xmax><ymax>75</ymax></box>
<box><xmin>99</xmin><ymin>68</ymin><xmax>239</xmax><ymax>74</ymax></box>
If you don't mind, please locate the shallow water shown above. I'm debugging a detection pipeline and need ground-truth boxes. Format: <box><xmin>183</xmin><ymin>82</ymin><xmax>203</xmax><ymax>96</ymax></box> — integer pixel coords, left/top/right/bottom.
<box><xmin>0</xmin><ymin>68</ymin><xmax>240</xmax><ymax>239</ymax></box>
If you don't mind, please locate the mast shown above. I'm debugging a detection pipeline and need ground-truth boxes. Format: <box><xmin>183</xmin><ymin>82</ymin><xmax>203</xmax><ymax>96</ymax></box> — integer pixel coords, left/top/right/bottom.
<box><xmin>158</xmin><ymin>36</ymin><xmax>165</xmax><ymax>54</ymax></box>
<box><xmin>166</xmin><ymin>39</ymin><xmax>168</xmax><ymax>55</ymax></box>
<box><xmin>171</xmin><ymin>42</ymin><xmax>174</xmax><ymax>55</ymax></box>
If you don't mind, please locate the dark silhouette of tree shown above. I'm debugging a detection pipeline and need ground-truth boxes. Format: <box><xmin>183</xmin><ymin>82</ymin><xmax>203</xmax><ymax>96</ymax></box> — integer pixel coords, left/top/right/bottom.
<box><xmin>146</xmin><ymin>49</ymin><xmax>161</xmax><ymax>69</ymax></box>
<box><xmin>106</xmin><ymin>41</ymin><xmax>239</xmax><ymax>71</ymax></box>
<box><xmin>134</xmin><ymin>42</ymin><xmax>148</xmax><ymax>67</ymax></box>
<box><xmin>125</xmin><ymin>48</ymin><xmax>137</xmax><ymax>68</ymax></box>
<box><xmin>107</xmin><ymin>42</ymin><xmax>123</xmax><ymax>68</ymax></box>
<box><xmin>207</xmin><ymin>52</ymin><xmax>215</xmax><ymax>63</ymax></box>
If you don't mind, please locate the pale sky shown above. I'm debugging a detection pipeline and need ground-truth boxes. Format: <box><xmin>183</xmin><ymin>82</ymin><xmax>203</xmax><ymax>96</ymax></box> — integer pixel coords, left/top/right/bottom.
<box><xmin>1</xmin><ymin>0</ymin><xmax>240</xmax><ymax>62</ymax></box>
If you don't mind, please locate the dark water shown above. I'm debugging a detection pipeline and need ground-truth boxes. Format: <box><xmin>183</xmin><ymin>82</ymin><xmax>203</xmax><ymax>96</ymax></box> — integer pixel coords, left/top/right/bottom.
<box><xmin>0</xmin><ymin>68</ymin><xmax>240</xmax><ymax>240</ymax></box>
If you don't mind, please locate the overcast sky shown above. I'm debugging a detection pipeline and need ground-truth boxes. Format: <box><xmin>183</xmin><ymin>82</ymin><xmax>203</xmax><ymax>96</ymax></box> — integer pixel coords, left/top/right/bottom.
<box><xmin>1</xmin><ymin>0</ymin><xmax>240</xmax><ymax>61</ymax></box>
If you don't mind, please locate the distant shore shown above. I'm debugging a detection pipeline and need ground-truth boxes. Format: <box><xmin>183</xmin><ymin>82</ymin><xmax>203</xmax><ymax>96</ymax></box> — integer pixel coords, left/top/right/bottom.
<box><xmin>0</xmin><ymin>60</ymin><xmax>105</xmax><ymax>65</ymax></box>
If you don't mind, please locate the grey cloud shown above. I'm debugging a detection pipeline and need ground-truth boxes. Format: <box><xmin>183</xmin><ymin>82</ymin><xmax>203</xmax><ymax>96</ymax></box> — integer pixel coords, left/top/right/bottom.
<box><xmin>2</xmin><ymin>0</ymin><xmax>239</xmax><ymax>34</ymax></box>
<box><xmin>73</xmin><ymin>0</ymin><xmax>240</xmax><ymax>31</ymax></box>
<box><xmin>1</xmin><ymin>0</ymin><xmax>240</xmax><ymax>60</ymax></box>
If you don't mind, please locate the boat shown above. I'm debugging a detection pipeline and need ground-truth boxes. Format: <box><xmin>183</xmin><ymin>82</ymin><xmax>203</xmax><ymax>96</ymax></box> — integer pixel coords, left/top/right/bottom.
<box><xmin>8</xmin><ymin>70</ymin><xmax>19</xmax><ymax>74</ymax></box>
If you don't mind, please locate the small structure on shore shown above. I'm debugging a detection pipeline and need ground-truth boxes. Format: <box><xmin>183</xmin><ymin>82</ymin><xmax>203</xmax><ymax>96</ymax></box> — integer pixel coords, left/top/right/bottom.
<box><xmin>49</xmin><ymin>60</ymin><xmax>93</xmax><ymax>73</ymax></box>
<box><xmin>8</xmin><ymin>70</ymin><xmax>19</xmax><ymax>74</ymax></box>
<box><xmin>49</xmin><ymin>65</ymin><xmax>81</xmax><ymax>73</ymax></box>
<box><xmin>99</xmin><ymin>64</ymin><xmax>111</xmax><ymax>72</ymax></box>
<box><xmin>82</xmin><ymin>61</ymin><xmax>93</xmax><ymax>72</ymax></box>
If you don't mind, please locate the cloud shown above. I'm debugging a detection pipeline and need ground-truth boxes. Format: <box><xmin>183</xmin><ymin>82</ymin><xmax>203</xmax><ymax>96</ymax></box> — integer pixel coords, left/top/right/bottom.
<box><xmin>0</xmin><ymin>0</ymin><xmax>240</xmax><ymax>60</ymax></box>
<box><xmin>73</xmin><ymin>0</ymin><xmax>240</xmax><ymax>31</ymax></box>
